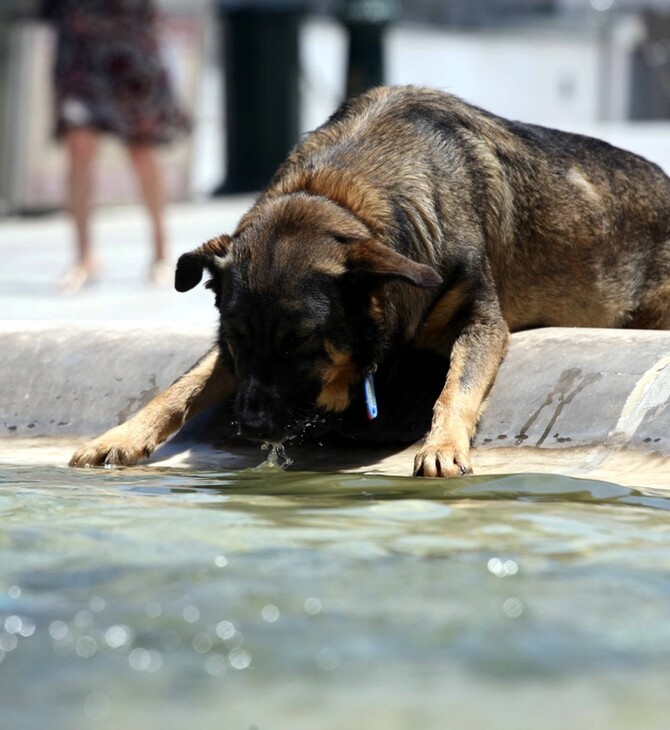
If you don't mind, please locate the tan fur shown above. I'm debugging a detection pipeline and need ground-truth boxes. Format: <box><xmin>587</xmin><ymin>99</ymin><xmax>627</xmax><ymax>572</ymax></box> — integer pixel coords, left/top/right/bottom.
<box><xmin>413</xmin><ymin>336</ymin><xmax>506</xmax><ymax>477</ymax></box>
<box><xmin>414</xmin><ymin>286</ymin><xmax>467</xmax><ymax>350</ymax></box>
<box><xmin>413</xmin><ymin>352</ymin><xmax>474</xmax><ymax>477</ymax></box>
<box><xmin>197</xmin><ymin>235</ymin><xmax>231</xmax><ymax>259</ymax></box>
<box><xmin>315</xmin><ymin>341</ymin><xmax>357</xmax><ymax>413</ymax></box>
<box><xmin>69</xmin><ymin>349</ymin><xmax>236</xmax><ymax>467</ymax></box>
<box><xmin>368</xmin><ymin>294</ymin><xmax>384</xmax><ymax>326</ymax></box>
<box><xmin>268</xmin><ymin>167</ymin><xmax>393</xmax><ymax>239</ymax></box>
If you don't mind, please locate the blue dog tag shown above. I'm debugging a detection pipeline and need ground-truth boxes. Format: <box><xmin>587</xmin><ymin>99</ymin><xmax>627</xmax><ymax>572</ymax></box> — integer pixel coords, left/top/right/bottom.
<box><xmin>364</xmin><ymin>371</ymin><xmax>378</xmax><ymax>420</ymax></box>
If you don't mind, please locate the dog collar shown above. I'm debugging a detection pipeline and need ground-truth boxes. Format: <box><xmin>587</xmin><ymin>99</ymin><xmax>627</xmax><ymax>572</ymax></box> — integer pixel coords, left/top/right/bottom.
<box><xmin>364</xmin><ymin>368</ymin><xmax>378</xmax><ymax>420</ymax></box>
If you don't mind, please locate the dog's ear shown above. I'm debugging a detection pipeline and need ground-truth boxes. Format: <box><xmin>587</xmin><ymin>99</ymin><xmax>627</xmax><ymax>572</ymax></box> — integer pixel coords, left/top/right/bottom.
<box><xmin>175</xmin><ymin>235</ymin><xmax>232</xmax><ymax>292</ymax></box>
<box><xmin>345</xmin><ymin>239</ymin><xmax>442</xmax><ymax>288</ymax></box>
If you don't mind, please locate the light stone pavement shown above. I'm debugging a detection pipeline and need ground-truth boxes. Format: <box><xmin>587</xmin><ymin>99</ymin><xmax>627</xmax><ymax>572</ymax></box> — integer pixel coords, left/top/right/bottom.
<box><xmin>0</xmin><ymin>195</ymin><xmax>255</xmax><ymax>324</ymax></box>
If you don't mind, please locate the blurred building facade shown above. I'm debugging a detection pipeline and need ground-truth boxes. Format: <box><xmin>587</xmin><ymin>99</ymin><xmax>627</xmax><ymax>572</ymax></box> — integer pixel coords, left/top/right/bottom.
<box><xmin>1</xmin><ymin>0</ymin><xmax>669</xmax><ymax>213</ymax></box>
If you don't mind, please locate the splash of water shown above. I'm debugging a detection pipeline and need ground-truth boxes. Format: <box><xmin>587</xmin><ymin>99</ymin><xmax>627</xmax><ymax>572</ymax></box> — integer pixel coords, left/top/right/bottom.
<box><xmin>258</xmin><ymin>442</ymin><xmax>293</xmax><ymax>470</ymax></box>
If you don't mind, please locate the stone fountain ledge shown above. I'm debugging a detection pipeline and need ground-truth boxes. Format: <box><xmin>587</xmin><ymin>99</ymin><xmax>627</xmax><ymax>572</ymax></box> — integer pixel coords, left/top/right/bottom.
<box><xmin>1</xmin><ymin>321</ymin><xmax>669</xmax><ymax>490</ymax></box>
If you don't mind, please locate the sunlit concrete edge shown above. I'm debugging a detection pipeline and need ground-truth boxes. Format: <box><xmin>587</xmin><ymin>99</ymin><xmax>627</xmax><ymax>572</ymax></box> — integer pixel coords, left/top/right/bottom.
<box><xmin>1</xmin><ymin>322</ymin><xmax>669</xmax><ymax>489</ymax></box>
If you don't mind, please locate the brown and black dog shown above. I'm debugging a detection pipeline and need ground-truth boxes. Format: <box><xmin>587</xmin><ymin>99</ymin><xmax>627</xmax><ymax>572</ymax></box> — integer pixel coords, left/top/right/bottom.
<box><xmin>70</xmin><ymin>86</ymin><xmax>670</xmax><ymax>477</ymax></box>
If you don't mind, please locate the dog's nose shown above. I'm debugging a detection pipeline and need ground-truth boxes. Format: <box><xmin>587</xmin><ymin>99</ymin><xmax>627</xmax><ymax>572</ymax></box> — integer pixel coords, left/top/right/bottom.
<box><xmin>239</xmin><ymin>410</ymin><xmax>275</xmax><ymax>440</ymax></box>
<box><xmin>237</xmin><ymin>380</ymin><xmax>277</xmax><ymax>441</ymax></box>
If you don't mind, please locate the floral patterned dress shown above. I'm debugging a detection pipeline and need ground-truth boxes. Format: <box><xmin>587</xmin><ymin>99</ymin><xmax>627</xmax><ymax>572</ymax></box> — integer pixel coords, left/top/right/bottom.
<box><xmin>52</xmin><ymin>0</ymin><xmax>190</xmax><ymax>145</ymax></box>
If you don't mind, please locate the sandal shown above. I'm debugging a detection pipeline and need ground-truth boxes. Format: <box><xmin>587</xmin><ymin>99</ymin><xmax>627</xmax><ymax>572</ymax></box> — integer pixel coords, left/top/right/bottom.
<box><xmin>149</xmin><ymin>260</ymin><xmax>173</xmax><ymax>287</ymax></box>
<box><xmin>60</xmin><ymin>265</ymin><xmax>96</xmax><ymax>295</ymax></box>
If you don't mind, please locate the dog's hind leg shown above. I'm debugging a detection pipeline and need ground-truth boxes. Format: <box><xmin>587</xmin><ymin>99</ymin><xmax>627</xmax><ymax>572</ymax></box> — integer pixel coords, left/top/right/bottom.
<box><xmin>69</xmin><ymin>347</ymin><xmax>237</xmax><ymax>467</ymax></box>
<box><xmin>413</xmin><ymin>285</ymin><xmax>509</xmax><ymax>478</ymax></box>
<box><xmin>629</xmin><ymin>295</ymin><xmax>670</xmax><ymax>329</ymax></box>
<box><xmin>630</xmin><ymin>250</ymin><xmax>670</xmax><ymax>329</ymax></box>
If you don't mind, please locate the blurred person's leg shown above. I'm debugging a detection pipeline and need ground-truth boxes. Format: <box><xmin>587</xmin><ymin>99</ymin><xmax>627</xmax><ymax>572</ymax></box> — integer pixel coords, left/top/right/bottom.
<box><xmin>61</xmin><ymin>127</ymin><xmax>100</xmax><ymax>294</ymax></box>
<box><xmin>127</xmin><ymin>143</ymin><xmax>171</xmax><ymax>285</ymax></box>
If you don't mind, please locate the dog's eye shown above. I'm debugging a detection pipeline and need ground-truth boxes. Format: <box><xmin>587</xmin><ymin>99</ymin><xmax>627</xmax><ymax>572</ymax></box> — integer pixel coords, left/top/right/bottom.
<box><xmin>223</xmin><ymin>324</ymin><xmax>250</xmax><ymax>351</ymax></box>
<box><xmin>277</xmin><ymin>332</ymin><xmax>315</xmax><ymax>359</ymax></box>
<box><xmin>291</xmin><ymin>332</ymin><xmax>318</xmax><ymax>351</ymax></box>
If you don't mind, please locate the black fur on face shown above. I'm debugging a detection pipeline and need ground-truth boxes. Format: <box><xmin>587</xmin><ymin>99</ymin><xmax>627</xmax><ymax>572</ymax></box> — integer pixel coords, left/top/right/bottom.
<box><xmin>209</xmin><ymin>254</ymin><xmax>383</xmax><ymax>442</ymax></box>
<box><xmin>175</xmin><ymin>195</ymin><xmax>442</xmax><ymax>443</ymax></box>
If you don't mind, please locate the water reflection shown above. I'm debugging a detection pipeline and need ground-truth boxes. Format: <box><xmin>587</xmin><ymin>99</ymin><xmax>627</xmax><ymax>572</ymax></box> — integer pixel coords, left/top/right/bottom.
<box><xmin>133</xmin><ymin>467</ymin><xmax>670</xmax><ymax>512</ymax></box>
<box><xmin>2</xmin><ymin>465</ymin><xmax>670</xmax><ymax>729</ymax></box>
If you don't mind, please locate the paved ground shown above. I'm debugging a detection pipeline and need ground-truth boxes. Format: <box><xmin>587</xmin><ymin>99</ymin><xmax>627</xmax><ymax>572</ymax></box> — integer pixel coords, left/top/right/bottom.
<box><xmin>0</xmin><ymin>195</ymin><xmax>256</xmax><ymax>324</ymax></box>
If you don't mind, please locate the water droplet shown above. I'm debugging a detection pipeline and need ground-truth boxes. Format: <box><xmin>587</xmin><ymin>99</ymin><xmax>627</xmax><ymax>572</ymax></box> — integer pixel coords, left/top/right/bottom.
<box><xmin>487</xmin><ymin>557</ymin><xmax>518</xmax><ymax>578</ymax></box>
<box><xmin>502</xmin><ymin>597</ymin><xmax>524</xmax><ymax>618</ymax></box>
<box><xmin>128</xmin><ymin>648</ymin><xmax>151</xmax><ymax>671</ymax></box>
<box><xmin>215</xmin><ymin>620</ymin><xmax>236</xmax><ymax>641</ymax></box>
<box><xmin>74</xmin><ymin>610</ymin><xmax>93</xmax><ymax>629</ymax></box>
<box><xmin>192</xmin><ymin>633</ymin><xmax>213</xmax><ymax>654</ymax></box>
<box><xmin>4</xmin><ymin>615</ymin><xmax>23</xmax><ymax>635</ymax></box>
<box><xmin>261</xmin><ymin>604</ymin><xmax>280</xmax><ymax>623</ymax></box>
<box><xmin>591</xmin><ymin>0</ymin><xmax>613</xmax><ymax>10</ymax></box>
<box><xmin>75</xmin><ymin>636</ymin><xmax>98</xmax><ymax>659</ymax></box>
<box><xmin>19</xmin><ymin>618</ymin><xmax>36</xmax><ymax>638</ymax></box>
<box><xmin>214</xmin><ymin>555</ymin><xmax>228</xmax><ymax>568</ymax></box>
<box><xmin>487</xmin><ymin>558</ymin><xmax>504</xmax><ymax>576</ymax></box>
<box><xmin>503</xmin><ymin>560</ymin><xmax>518</xmax><ymax>576</ymax></box>
<box><xmin>7</xmin><ymin>586</ymin><xmax>21</xmax><ymax>600</ymax></box>
<box><xmin>304</xmin><ymin>597</ymin><xmax>322</xmax><ymax>616</ymax></box>
<box><xmin>49</xmin><ymin>620</ymin><xmax>69</xmax><ymax>641</ymax></box>
<box><xmin>183</xmin><ymin>605</ymin><xmax>200</xmax><ymax>624</ymax></box>
<box><xmin>128</xmin><ymin>647</ymin><xmax>163</xmax><ymax>673</ymax></box>
<box><xmin>0</xmin><ymin>633</ymin><xmax>18</xmax><ymax>652</ymax></box>
<box><xmin>228</xmin><ymin>648</ymin><xmax>251</xmax><ymax>670</ymax></box>
<box><xmin>104</xmin><ymin>624</ymin><xmax>133</xmax><ymax>649</ymax></box>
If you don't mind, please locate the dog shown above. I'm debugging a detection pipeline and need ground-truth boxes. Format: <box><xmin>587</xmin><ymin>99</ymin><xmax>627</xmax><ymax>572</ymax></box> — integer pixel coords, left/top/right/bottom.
<box><xmin>69</xmin><ymin>85</ymin><xmax>670</xmax><ymax>477</ymax></box>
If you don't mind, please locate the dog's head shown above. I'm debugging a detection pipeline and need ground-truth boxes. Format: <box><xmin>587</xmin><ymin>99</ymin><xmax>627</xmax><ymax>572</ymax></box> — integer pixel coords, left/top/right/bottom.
<box><xmin>175</xmin><ymin>195</ymin><xmax>441</xmax><ymax>443</ymax></box>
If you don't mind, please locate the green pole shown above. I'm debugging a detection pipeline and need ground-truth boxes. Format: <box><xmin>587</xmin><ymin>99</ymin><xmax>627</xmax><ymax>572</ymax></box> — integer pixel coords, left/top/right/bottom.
<box><xmin>340</xmin><ymin>0</ymin><xmax>400</xmax><ymax>99</ymax></box>
<box><xmin>214</xmin><ymin>2</ymin><xmax>303</xmax><ymax>195</ymax></box>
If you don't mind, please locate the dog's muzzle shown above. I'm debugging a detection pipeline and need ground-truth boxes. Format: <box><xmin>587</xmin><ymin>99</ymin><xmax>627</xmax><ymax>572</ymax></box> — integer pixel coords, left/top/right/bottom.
<box><xmin>236</xmin><ymin>378</ymin><xmax>286</xmax><ymax>442</ymax></box>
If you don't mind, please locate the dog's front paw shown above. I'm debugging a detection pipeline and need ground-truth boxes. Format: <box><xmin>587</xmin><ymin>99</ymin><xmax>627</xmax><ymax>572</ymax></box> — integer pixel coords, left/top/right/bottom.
<box><xmin>413</xmin><ymin>440</ymin><xmax>473</xmax><ymax>478</ymax></box>
<box><xmin>69</xmin><ymin>425</ymin><xmax>155</xmax><ymax>468</ymax></box>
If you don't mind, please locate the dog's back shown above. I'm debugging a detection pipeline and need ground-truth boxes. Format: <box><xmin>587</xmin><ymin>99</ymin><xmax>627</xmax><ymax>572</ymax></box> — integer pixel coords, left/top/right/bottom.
<box><xmin>249</xmin><ymin>85</ymin><xmax>670</xmax><ymax>331</ymax></box>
